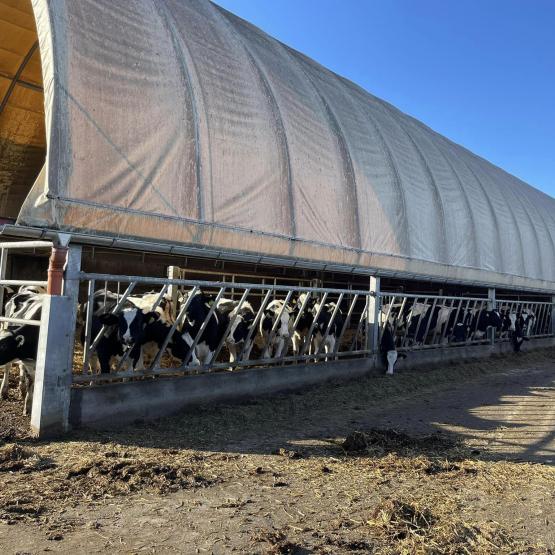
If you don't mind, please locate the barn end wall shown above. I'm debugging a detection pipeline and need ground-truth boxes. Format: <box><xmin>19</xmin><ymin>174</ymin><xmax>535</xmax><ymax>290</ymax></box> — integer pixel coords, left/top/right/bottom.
<box><xmin>68</xmin><ymin>338</ymin><xmax>555</xmax><ymax>429</ymax></box>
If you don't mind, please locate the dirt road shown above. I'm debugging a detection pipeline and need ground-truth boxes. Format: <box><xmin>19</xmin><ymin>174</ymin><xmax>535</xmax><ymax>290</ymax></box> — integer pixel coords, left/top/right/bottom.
<box><xmin>1</xmin><ymin>348</ymin><xmax>554</xmax><ymax>553</ymax></box>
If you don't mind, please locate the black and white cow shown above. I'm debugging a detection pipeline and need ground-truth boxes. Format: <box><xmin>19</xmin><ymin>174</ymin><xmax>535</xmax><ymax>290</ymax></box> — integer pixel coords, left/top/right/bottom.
<box><xmin>259</xmin><ymin>299</ymin><xmax>293</xmax><ymax>359</ymax></box>
<box><xmin>177</xmin><ymin>289</ymin><xmax>228</xmax><ymax>366</ymax></box>
<box><xmin>87</xmin><ymin>291</ymin><xmax>186</xmax><ymax>373</ymax></box>
<box><xmin>379</xmin><ymin>321</ymin><xmax>406</xmax><ymax>375</ymax></box>
<box><xmin>310</xmin><ymin>299</ymin><xmax>345</xmax><ymax>360</ymax></box>
<box><xmin>0</xmin><ymin>293</ymin><xmax>44</xmax><ymax>415</ymax></box>
<box><xmin>468</xmin><ymin>309</ymin><xmax>503</xmax><ymax>340</ymax></box>
<box><xmin>217</xmin><ymin>298</ymin><xmax>256</xmax><ymax>364</ymax></box>
<box><xmin>291</xmin><ymin>293</ymin><xmax>317</xmax><ymax>355</ymax></box>
<box><xmin>511</xmin><ymin>313</ymin><xmax>531</xmax><ymax>352</ymax></box>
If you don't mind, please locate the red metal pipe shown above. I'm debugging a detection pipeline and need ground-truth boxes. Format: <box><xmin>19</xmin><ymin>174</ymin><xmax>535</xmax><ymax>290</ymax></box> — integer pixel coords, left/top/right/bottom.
<box><xmin>47</xmin><ymin>246</ymin><xmax>68</xmax><ymax>296</ymax></box>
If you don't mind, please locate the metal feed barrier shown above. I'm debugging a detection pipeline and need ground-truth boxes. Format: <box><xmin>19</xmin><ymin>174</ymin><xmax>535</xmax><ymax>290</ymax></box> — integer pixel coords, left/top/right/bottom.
<box><xmin>0</xmin><ymin>238</ymin><xmax>553</xmax><ymax>437</ymax></box>
<box><xmin>71</xmin><ymin>272</ymin><xmax>555</xmax><ymax>384</ymax></box>
<box><xmin>73</xmin><ymin>273</ymin><xmax>375</xmax><ymax>383</ymax></box>
<box><xmin>379</xmin><ymin>293</ymin><xmax>553</xmax><ymax>350</ymax></box>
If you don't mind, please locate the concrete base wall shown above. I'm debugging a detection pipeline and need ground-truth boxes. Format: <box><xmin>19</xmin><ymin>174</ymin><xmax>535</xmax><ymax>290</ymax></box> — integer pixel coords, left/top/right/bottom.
<box><xmin>394</xmin><ymin>336</ymin><xmax>555</xmax><ymax>372</ymax></box>
<box><xmin>69</xmin><ymin>357</ymin><xmax>374</xmax><ymax>429</ymax></box>
<box><xmin>69</xmin><ymin>337</ymin><xmax>555</xmax><ymax>429</ymax></box>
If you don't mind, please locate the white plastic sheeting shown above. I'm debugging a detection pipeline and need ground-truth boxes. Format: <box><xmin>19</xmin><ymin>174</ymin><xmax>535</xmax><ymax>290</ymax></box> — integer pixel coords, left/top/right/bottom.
<box><xmin>15</xmin><ymin>0</ymin><xmax>555</xmax><ymax>291</ymax></box>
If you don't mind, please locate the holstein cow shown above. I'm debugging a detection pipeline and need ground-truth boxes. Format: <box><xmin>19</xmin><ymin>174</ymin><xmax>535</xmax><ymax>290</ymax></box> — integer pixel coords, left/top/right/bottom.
<box><xmin>216</xmin><ymin>298</ymin><xmax>256</xmax><ymax>364</ymax></box>
<box><xmin>511</xmin><ymin>313</ymin><xmax>531</xmax><ymax>352</ymax></box>
<box><xmin>260</xmin><ymin>299</ymin><xmax>293</xmax><ymax>359</ymax></box>
<box><xmin>177</xmin><ymin>289</ymin><xmax>228</xmax><ymax>366</ymax></box>
<box><xmin>379</xmin><ymin>321</ymin><xmax>407</xmax><ymax>375</ymax></box>
<box><xmin>91</xmin><ymin>291</ymin><xmax>187</xmax><ymax>373</ymax></box>
<box><xmin>0</xmin><ymin>293</ymin><xmax>44</xmax><ymax>415</ymax></box>
<box><xmin>291</xmin><ymin>293</ymin><xmax>317</xmax><ymax>355</ymax></box>
<box><xmin>311</xmin><ymin>299</ymin><xmax>345</xmax><ymax>360</ymax></box>
<box><xmin>469</xmin><ymin>309</ymin><xmax>503</xmax><ymax>340</ymax></box>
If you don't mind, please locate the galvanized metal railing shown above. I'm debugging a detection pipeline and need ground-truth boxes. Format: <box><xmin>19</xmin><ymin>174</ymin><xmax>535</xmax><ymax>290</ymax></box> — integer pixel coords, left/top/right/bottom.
<box><xmin>71</xmin><ymin>273</ymin><xmax>374</xmax><ymax>383</ymax></box>
<box><xmin>0</xmin><ymin>240</ymin><xmax>51</xmax><ymax>327</ymax></box>
<box><xmin>378</xmin><ymin>293</ymin><xmax>553</xmax><ymax>350</ymax></box>
<box><xmin>64</xmin><ymin>269</ymin><xmax>555</xmax><ymax>385</ymax></box>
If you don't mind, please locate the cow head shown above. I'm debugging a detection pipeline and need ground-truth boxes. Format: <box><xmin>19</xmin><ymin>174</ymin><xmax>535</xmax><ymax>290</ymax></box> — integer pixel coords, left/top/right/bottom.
<box><xmin>229</xmin><ymin>305</ymin><xmax>255</xmax><ymax>344</ymax></box>
<box><xmin>99</xmin><ymin>309</ymin><xmax>159</xmax><ymax>346</ymax></box>
<box><xmin>0</xmin><ymin>328</ymin><xmax>28</xmax><ymax>365</ymax></box>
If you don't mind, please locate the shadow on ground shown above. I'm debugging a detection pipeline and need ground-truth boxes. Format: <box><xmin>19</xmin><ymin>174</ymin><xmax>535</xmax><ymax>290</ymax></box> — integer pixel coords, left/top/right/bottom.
<box><xmin>3</xmin><ymin>348</ymin><xmax>555</xmax><ymax>465</ymax></box>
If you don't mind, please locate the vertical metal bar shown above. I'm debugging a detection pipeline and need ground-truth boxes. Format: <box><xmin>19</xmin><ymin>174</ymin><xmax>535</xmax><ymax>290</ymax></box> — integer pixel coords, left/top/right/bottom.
<box><xmin>400</xmin><ymin>297</ymin><xmax>418</xmax><ymax>347</ymax></box>
<box><xmin>533</xmin><ymin>303</ymin><xmax>543</xmax><ymax>336</ymax></box>
<box><xmin>238</xmin><ymin>289</ymin><xmax>272</xmax><ymax>360</ymax></box>
<box><xmin>349</xmin><ymin>296</ymin><xmax>368</xmax><ymax>351</ymax></box>
<box><xmin>290</xmin><ymin>290</ymin><xmax>313</xmax><ymax>358</ymax></box>
<box><xmin>82</xmin><ymin>280</ymin><xmax>96</xmax><ymax>374</ymax></box>
<box><xmin>382</xmin><ymin>295</ymin><xmax>395</xmax><ymax>333</ymax></box>
<box><xmin>550</xmin><ymin>298</ymin><xmax>555</xmax><ymax>334</ymax></box>
<box><xmin>421</xmin><ymin>297</ymin><xmax>438</xmax><ymax>346</ymax></box>
<box><xmin>300</xmin><ymin>292</ymin><xmax>328</xmax><ymax>356</ymax></box>
<box><xmin>62</xmin><ymin>244</ymin><xmax>82</xmax><ymax>380</ymax></box>
<box><xmin>447</xmin><ymin>298</ymin><xmax>463</xmax><ymax>344</ymax></box>
<box><xmin>392</xmin><ymin>296</ymin><xmax>408</xmax><ymax>337</ymax></box>
<box><xmin>211</xmin><ymin>287</ymin><xmax>250</xmax><ymax>364</ymax></box>
<box><xmin>0</xmin><ymin>247</ymin><xmax>7</xmax><ymax>320</ymax></box>
<box><xmin>487</xmin><ymin>288</ymin><xmax>496</xmax><ymax>345</ymax></box>
<box><xmin>544</xmin><ymin>303</ymin><xmax>550</xmax><ymax>335</ymax></box>
<box><xmin>334</xmin><ymin>294</ymin><xmax>359</xmax><ymax>355</ymax></box>
<box><xmin>540</xmin><ymin>303</ymin><xmax>550</xmax><ymax>335</ymax></box>
<box><xmin>149</xmin><ymin>286</ymin><xmax>200</xmax><ymax>370</ymax></box>
<box><xmin>315</xmin><ymin>292</ymin><xmax>344</xmax><ymax>356</ymax></box>
<box><xmin>471</xmin><ymin>300</ymin><xmax>485</xmax><ymax>340</ymax></box>
<box><xmin>412</xmin><ymin>297</ymin><xmax>429</xmax><ymax>346</ymax></box>
<box><xmin>167</xmin><ymin>266</ymin><xmax>179</xmax><ymax>321</ymax></box>
<box><xmin>367</xmin><ymin>276</ymin><xmax>380</xmax><ymax>353</ymax></box>
<box><xmin>149</xmin><ymin>283</ymin><xmax>170</xmax><ymax>312</ymax></box>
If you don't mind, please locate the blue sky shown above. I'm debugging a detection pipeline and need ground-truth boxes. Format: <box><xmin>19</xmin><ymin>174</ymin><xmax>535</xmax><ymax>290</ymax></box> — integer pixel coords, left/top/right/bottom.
<box><xmin>214</xmin><ymin>0</ymin><xmax>554</xmax><ymax>198</ymax></box>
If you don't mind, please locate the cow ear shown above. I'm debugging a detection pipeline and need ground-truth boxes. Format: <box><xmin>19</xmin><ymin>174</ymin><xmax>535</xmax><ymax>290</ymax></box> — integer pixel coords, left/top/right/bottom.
<box><xmin>16</xmin><ymin>334</ymin><xmax>25</xmax><ymax>347</ymax></box>
<box><xmin>98</xmin><ymin>313</ymin><xmax>118</xmax><ymax>325</ymax></box>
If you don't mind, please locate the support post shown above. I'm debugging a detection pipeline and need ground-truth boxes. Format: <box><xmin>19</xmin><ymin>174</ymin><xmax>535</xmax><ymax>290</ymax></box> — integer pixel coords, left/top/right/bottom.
<box><xmin>30</xmin><ymin>244</ymin><xmax>81</xmax><ymax>437</ymax></box>
<box><xmin>167</xmin><ymin>265</ymin><xmax>180</xmax><ymax>320</ymax></box>
<box><xmin>487</xmin><ymin>287</ymin><xmax>496</xmax><ymax>345</ymax></box>
<box><xmin>367</xmin><ymin>276</ymin><xmax>380</xmax><ymax>353</ymax></box>
<box><xmin>551</xmin><ymin>296</ymin><xmax>555</xmax><ymax>335</ymax></box>
<box><xmin>0</xmin><ymin>247</ymin><xmax>7</xmax><ymax>316</ymax></box>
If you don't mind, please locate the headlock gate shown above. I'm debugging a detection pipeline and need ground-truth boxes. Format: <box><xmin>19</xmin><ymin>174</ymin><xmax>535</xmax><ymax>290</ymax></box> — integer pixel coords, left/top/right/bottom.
<box><xmin>0</xmin><ymin>241</ymin><xmax>553</xmax><ymax>437</ymax></box>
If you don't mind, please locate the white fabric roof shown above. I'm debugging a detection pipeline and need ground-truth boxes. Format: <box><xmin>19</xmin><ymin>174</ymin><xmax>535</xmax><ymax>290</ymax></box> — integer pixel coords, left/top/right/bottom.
<box><xmin>12</xmin><ymin>0</ymin><xmax>555</xmax><ymax>290</ymax></box>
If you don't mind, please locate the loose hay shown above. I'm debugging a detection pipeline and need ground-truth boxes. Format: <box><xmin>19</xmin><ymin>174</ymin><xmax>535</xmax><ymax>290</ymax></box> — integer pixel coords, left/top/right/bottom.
<box><xmin>366</xmin><ymin>498</ymin><xmax>536</xmax><ymax>554</ymax></box>
<box><xmin>0</xmin><ymin>348</ymin><xmax>554</xmax><ymax>550</ymax></box>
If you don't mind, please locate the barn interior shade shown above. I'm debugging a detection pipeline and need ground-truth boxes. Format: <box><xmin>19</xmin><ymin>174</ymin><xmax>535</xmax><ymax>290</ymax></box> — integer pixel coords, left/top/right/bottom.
<box><xmin>4</xmin><ymin>1</ymin><xmax>555</xmax><ymax>290</ymax></box>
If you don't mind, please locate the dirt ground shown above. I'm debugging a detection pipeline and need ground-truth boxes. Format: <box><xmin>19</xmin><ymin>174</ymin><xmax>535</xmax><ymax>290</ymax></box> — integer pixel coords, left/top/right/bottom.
<box><xmin>1</xmin><ymin>348</ymin><xmax>554</xmax><ymax>554</ymax></box>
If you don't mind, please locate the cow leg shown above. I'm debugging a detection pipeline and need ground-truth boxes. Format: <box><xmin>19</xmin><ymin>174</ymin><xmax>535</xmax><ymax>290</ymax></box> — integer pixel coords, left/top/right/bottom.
<box><xmin>0</xmin><ymin>365</ymin><xmax>8</xmax><ymax>400</ymax></box>
<box><xmin>97</xmin><ymin>347</ymin><xmax>112</xmax><ymax>374</ymax></box>
<box><xmin>228</xmin><ymin>343</ymin><xmax>237</xmax><ymax>364</ymax></box>
<box><xmin>312</xmin><ymin>334</ymin><xmax>321</xmax><ymax>357</ymax></box>
<box><xmin>291</xmin><ymin>334</ymin><xmax>299</xmax><ymax>356</ymax></box>
<box><xmin>18</xmin><ymin>363</ymin><xmax>26</xmax><ymax>400</ymax></box>
<box><xmin>386</xmin><ymin>350</ymin><xmax>398</xmax><ymax>375</ymax></box>
<box><xmin>130</xmin><ymin>345</ymin><xmax>144</xmax><ymax>371</ymax></box>
<box><xmin>21</xmin><ymin>364</ymin><xmax>35</xmax><ymax>416</ymax></box>
<box><xmin>323</xmin><ymin>336</ymin><xmax>335</xmax><ymax>362</ymax></box>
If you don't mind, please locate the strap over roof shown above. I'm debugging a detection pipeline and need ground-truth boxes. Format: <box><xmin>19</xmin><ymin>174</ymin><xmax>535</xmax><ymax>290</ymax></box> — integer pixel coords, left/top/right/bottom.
<box><xmin>5</xmin><ymin>0</ymin><xmax>555</xmax><ymax>290</ymax></box>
